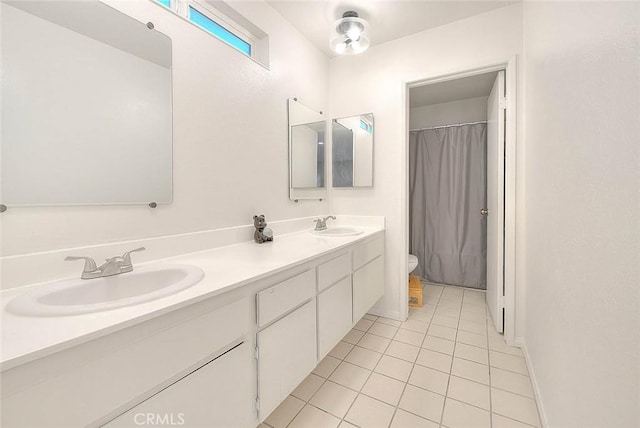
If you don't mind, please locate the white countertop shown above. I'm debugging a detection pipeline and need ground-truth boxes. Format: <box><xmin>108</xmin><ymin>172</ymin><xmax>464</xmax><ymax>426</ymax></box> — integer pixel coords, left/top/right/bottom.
<box><xmin>0</xmin><ymin>226</ymin><xmax>384</xmax><ymax>371</ymax></box>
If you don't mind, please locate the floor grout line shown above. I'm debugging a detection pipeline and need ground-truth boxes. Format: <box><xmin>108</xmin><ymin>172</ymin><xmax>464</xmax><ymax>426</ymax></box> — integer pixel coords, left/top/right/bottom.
<box><xmin>481</xmin><ymin>287</ymin><xmax>495</xmax><ymax>428</ymax></box>
<box><xmin>491</xmin><ymin>412</ymin><xmax>540</xmax><ymax>428</ymax></box>
<box><xmin>427</xmin><ymin>286</ymin><xmax>448</xmax><ymax>426</ymax></box>
<box><xmin>386</xmin><ymin>285</ymin><xmax>438</xmax><ymax>427</ymax></box>
<box><xmin>342</xmin><ymin>330</ymin><xmax>392</xmax><ymax>428</ymax></box>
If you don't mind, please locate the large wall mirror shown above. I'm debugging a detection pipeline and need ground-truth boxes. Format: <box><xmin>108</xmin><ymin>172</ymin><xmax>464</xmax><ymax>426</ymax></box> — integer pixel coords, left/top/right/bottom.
<box><xmin>1</xmin><ymin>0</ymin><xmax>173</xmax><ymax>207</ymax></box>
<box><xmin>332</xmin><ymin>113</ymin><xmax>374</xmax><ymax>187</ymax></box>
<box><xmin>288</xmin><ymin>98</ymin><xmax>327</xmax><ymax>201</ymax></box>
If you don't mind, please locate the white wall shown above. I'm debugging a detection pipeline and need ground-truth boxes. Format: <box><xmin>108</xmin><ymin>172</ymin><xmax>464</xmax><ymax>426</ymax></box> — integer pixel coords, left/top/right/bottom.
<box><xmin>329</xmin><ymin>4</ymin><xmax>524</xmax><ymax>321</ymax></box>
<box><xmin>0</xmin><ymin>0</ymin><xmax>329</xmax><ymax>257</ymax></box>
<box><xmin>410</xmin><ymin>96</ymin><xmax>488</xmax><ymax>130</ymax></box>
<box><xmin>522</xmin><ymin>2</ymin><xmax>640</xmax><ymax>426</ymax></box>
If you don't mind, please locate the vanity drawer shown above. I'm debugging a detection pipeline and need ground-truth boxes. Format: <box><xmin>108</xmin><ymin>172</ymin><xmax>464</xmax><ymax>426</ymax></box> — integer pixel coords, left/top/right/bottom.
<box><xmin>317</xmin><ymin>252</ymin><xmax>351</xmax><ymax>292</ymax></box>
<box><xmin>256</xmin><ymin>269</ymin><xmax>315</xmax><ymax>328</ymax></box>
<box><xmin>353</xmin><ymin>237</ymin><xmax>384</xmax><ymax>271</ymax></box>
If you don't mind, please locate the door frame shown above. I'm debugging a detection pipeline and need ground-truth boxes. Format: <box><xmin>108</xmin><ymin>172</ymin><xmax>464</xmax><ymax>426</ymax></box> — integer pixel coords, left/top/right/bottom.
<box><xmin>400</xmin><ymin>57</ymin><xmax>517</xmax><ymax>344</ymax></box>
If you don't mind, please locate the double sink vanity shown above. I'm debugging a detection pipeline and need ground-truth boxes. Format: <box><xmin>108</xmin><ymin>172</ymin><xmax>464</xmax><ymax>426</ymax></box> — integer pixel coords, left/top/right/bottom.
<box><xmin>0</xmin><ymin>2</ymin><xmax>384</xmax><ymax>426</ymax></box>
<box><xmin>0</xmin><ymin>222</ymin><xmax>385</xmax><ymax>427</ymax></box>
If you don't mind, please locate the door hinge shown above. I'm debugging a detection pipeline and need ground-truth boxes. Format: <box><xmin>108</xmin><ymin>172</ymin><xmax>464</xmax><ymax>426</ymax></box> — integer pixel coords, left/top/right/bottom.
<box><xmin>499</xmin><ymin>294</ymin><xmax>505</xmax><ymax>309</ymax></box>
<box><xmin>254</xmin><ymin>346</ymin><xmax>259</xmax><ymax>360</ymax></box>
<box><xmin>499</xmin><ymin>96</ymin><xmax>507</xmax><ymax>110</ymax></box>
<box><xmin>255</xmin><ymin>397</ymin><xmax>260</xmax><ymax>413</ymax></box>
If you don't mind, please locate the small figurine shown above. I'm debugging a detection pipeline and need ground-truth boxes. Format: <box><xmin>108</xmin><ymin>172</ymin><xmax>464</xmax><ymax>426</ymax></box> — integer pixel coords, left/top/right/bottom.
<box><xmin>253</xmin><ymin>214</ymin><xmax>274</xmax><ymax>244</ymax></box>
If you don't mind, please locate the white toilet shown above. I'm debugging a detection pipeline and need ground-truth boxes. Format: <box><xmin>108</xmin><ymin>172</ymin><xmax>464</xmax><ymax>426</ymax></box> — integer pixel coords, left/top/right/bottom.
<box><xmin>408</xmin><ymin>254</ymin><xmax>418</xmax><ymax>274</ymax></box>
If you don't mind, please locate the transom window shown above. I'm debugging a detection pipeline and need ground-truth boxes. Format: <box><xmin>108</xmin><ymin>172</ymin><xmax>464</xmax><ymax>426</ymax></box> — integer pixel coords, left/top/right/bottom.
<box><xmin>187</xmin><ymin>6</ymin><xmax>251</xmax><ymax>55</ymax></box>
<box><xmin>151</xmin><ymin>0</ymin><xmax>268</xmax><ymax>67</ymax></box>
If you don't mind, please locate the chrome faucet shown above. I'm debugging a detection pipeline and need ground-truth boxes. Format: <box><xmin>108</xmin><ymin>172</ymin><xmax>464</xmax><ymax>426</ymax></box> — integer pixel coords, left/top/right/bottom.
<box><xmin>65</xmin><ymin>247</ymin><xmax>146</xmax><ymax>279</ymax></box>
<box><xmin>313</xmin><ymin>216</ymin><xmax>336</xmax><ymax>231</ymax></box>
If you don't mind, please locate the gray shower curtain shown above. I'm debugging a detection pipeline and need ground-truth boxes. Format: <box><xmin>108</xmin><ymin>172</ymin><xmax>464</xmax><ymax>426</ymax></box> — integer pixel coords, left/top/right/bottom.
<box><xmin>409</xmin><ymin>124</ymin><xmax>487</xmax><ymax>289</ymax></box>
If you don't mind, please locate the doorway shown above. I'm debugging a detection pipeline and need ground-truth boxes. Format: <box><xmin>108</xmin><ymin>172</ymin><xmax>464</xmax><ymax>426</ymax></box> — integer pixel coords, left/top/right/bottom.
<box><xmin>409</xmin><ymin>71</ymin><xmax>497</xmax><ymax>291</ymax></box>
<box><xmin>403</xmin><ymin>60</ymin><xmax>516</xmax><ymax>342</ymax></box>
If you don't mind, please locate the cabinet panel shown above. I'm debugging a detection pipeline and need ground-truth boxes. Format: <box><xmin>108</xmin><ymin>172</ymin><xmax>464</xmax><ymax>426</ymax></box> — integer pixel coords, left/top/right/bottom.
<box><xmin>317</xmin><ymin>252</ymin><xmax>350</xmax><ymax>292</ymax></box>
<box><xmin>353</xmin><ymin>256</ymin><xmax>384</xmax><ymax>322</ymax></box>
<box><xmin>353</xmin><ymin>237</ymin><xmax>384</xmax><ymax>271</ymax></box>
<box><xmin>317</xmin><ymin>277</ymin><xmax>352</xmax><ymax>359</ymax></box>
<box><xmin>0</xmin><ymin>297</ymin><xmax>250</xmax><ymax>428</ymax></box>
<box><xmin>103</xmin><ymin>343</ymin><xmax>253</xmax><ymax>428</ymax></box>
<box><xmin>257</xmin><ymin>300</ymin><xmax>316</xmax><ymax>421</ymax></box>
<box><xmin>256</xmin><ymin>269</ymin><xmax>315</xmax><ymax>328</ymax></box>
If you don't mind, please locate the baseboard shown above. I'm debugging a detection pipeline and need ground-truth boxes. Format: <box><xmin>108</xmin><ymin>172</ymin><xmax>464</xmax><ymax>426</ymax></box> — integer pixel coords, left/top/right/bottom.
<box><xmin>367</xmin><ymin>307</ymin><xmax>403</xmax><ymax>322</ymax></box>
<box><xmin>515</xmin><ymin>338</ymin><xmax>549</xmax><ymax>428</ymax></box>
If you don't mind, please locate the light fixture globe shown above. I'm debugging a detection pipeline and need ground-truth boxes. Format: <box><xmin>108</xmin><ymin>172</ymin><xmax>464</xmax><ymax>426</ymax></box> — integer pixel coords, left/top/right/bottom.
<box><xmin>330</xmin><ymin>11</ymin><xmax>370</xmax><ymax>55</ymax></box>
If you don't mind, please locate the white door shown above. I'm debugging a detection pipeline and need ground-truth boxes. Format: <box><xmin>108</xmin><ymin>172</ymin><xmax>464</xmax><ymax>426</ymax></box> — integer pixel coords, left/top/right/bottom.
<box><xmin>486</xmin><ymin>71</ymin><xmax>505</xmax><ymax>333</ymax></box>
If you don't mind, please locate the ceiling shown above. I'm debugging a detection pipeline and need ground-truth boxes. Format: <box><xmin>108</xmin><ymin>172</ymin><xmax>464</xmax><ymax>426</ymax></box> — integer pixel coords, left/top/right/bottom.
<box><xmin>265</xmin><ymin>0</ymin><xmax>515</xmax><ymax>57</ymax></box>
<box><xmin>410</xmin><ymin>71</ymin><xmax>498</xmax><ymax>107</ymax></box>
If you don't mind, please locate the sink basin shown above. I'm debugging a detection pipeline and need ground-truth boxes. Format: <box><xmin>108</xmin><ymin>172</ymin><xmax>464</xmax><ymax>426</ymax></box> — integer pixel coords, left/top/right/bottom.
<box><xmin>7</xmin><ymin>264</ymin><xmax>204</xmax><ymax>317</ymax></box>
<box><xmin>311</xmin><ymin>227</ymin><xmax>364</xmax><ymax>237</ymax></box>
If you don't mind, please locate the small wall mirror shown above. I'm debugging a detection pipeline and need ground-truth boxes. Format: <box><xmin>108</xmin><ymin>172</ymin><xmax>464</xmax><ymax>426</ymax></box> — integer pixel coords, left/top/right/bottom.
<box><xmin>1</xmin><ymin>0</ymin><xmax>173</xmax><ymax>207</ymax></box>
<box><xmin>288</xmin><ymin>98</ymin><xmax>327</xmax><ymax>201</ymax></box>
<box><xmin>332</xmin><ymin>113</ymin><xmax>374</xmax><ymax>187</ymax></box>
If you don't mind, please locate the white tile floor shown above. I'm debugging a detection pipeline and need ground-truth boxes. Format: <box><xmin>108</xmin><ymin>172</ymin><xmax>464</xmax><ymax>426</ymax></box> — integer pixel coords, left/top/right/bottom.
<box><xmin>262</xmin><ymin>282</ymin><xmax>541</xmax><ymax>428</ymax></box>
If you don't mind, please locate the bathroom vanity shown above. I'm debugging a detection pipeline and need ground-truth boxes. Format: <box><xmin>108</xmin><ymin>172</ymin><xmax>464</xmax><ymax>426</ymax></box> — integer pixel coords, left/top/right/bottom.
<box><xmin>0</xmin><ymin>226</ymin><xmax>384</xmax><ymax>427</ymax></box>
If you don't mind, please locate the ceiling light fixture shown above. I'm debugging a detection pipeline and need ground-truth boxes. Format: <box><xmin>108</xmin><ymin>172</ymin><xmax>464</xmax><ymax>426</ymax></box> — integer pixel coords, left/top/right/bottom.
<box><xmin>330</xmin><ymin>11</ymin><xmax>370</xmax><ymax>55</ymax></box>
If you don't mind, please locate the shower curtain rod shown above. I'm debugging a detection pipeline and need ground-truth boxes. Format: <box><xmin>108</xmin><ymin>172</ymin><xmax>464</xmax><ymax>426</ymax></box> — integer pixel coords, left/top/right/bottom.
<box><xmin>409</xmin><ymin>120</ymin><xmax>487</xmax><ymax>132</ymax></box>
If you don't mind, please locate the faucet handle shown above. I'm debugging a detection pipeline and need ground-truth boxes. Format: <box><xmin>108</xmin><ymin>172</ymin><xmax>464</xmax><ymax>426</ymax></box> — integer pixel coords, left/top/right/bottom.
<box><xmin>121</xmin><ymin>247</ymin><xmax>145</xmax><ymax>266</ymax></box>
<box><xmin>65</xmin><ymin>256</ymin><xmax>98</xmax><ymax>273</ymax></box>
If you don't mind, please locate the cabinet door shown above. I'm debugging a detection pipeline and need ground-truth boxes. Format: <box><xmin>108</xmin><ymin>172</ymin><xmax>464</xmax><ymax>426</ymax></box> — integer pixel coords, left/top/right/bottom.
<box><xmin>353</xmin><ymin>256</ymin><xmax>384</xmax><ymax>322</ymax></box>
<box><xmin>103</xmin><ymin>343</ymin><xmax>253</xmax><ymax>428</ymax></box>
<box><xmin>257</xmin><ymin>300</ymin><xmax>316</xmax><ymax>421</ymax></box>
<box><xmin>317</xmin><ymin>277</ymin><xmax>352</xmax><ymax>358</ymax></box>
